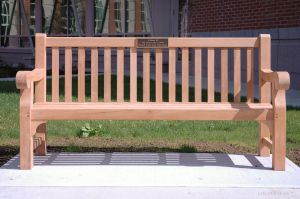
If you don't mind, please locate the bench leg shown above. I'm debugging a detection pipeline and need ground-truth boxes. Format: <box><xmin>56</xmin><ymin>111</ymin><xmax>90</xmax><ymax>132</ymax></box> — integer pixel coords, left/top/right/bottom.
<box><xmin>35</xmin><ymin>123</ymin><xmax>47</xmax><ymax>156</ymax></box>
<box><xmin>272</xmin><ymin>91</ymin><xmax>286</xmax><ymax>171</ymax></box>
<box><xmin>258</xmin><ymin>121</ymin><xmax>272</xmax><ymax>157</ymax></box>
<box><xmin>20</xmin><ymin>113</ymin><xmax>33</xmax><ymax>170</ymax></box>
<box><xmin>272</xmin><ymin>118</ymin><xmax>286</xmax><ymax>171</ymax></box>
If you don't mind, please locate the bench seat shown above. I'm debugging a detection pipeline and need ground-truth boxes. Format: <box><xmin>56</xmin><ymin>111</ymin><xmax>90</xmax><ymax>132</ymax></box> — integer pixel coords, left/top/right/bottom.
<box><xmin>32</xmin><ymin>103</ymin><xmax>273</xmax><ymax>121</ymax></box>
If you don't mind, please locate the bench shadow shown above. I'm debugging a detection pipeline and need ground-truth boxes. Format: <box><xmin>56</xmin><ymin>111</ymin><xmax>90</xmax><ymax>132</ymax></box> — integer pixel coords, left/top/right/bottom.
<box><xmin>1</xmin><ymin>152</ymin><xmax>272</xmax><ymax>170</ymax></box>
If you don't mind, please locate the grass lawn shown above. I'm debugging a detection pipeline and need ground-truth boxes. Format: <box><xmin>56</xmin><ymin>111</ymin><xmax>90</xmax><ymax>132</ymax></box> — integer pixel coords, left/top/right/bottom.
<box><xmin>0</xmin><ymin>75</ymin><xmax>299</xmax><ymax>166</ymax></box>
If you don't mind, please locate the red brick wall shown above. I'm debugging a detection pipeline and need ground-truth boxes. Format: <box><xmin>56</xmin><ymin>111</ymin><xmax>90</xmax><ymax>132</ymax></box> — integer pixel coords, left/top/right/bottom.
<box><xmin>188</xmin><ymin>0</ymin><xmax>300</xmax><ymax>32</ymax></box>
<box><xmin>24</xmin><ymin>0</ymin><xmax>30</xmax><ymax>14</ymax></box>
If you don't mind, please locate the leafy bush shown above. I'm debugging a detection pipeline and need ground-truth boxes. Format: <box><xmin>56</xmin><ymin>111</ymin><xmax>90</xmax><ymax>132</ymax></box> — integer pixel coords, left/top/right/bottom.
<box><xmin>78</xmin><ymin>123</ymin><xmax>103</xmax><ymax>138</ymax></box>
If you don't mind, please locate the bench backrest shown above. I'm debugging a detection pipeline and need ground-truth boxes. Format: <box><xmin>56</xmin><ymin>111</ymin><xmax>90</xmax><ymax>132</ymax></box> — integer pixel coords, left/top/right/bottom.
<box><xmin>34</xmin><ymin>34</ymin><xmax>271</xmax><ymax>104</ymax></box>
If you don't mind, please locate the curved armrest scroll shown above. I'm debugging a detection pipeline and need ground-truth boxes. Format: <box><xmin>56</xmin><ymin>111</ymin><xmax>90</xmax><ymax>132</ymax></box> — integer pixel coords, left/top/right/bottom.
<box><xmin>16</xmin><ymin>69</ymin><xmax>45</xmax><ymax>89</ymax></box>
<box><xmin>261</xmin><ymin>69</ymin><xmax>290</xmax><ymax>90</ymax></box>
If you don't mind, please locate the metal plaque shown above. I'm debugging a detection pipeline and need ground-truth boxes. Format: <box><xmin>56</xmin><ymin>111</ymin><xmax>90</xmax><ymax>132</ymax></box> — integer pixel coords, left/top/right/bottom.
<box><xmin>137</xmin><ymin>38</ymin><xmax>168</xmax><ymax>48</ymax></box>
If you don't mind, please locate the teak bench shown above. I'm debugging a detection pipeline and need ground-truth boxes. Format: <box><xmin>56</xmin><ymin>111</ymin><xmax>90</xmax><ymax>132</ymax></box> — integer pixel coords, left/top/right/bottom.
<box><xmin>16</xmin><ymin>34</ymin><xmax>290</xmax><ymax>170</ymax></box>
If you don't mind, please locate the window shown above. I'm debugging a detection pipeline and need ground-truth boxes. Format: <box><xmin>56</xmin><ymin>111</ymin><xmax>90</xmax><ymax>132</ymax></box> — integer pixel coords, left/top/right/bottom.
<box><xmin>0</xmin><ymin>0</ymin><xmax>33</xmax><ymax>48</ymax></box>
<box><xmin>141</xmin><ymin>0</ymin><xmax>151</xmax><ymax>32</ymax></box>
<box><xmin>49</xmin><ymin>0</ymin><xmax>83</xmax><ymax>35</ymax></box>
<box><xmin>125</xmin><ymin>0</ymin><xmax>135</xmax><ymax>33</ymax></box>
<box><xmin>0</xmin><ymin>0</ymin><xmax>10</xmax><ymax>46</ymax></box>
<box><xmin>96</xmin><ymin>0</ymin><xmax>152</xmax><ymax>35</ymax></box>
<box><xmin>94</xmin><ymin>0</ymin><xmax>107</xmax><ymax>34</ymax></box>
<box><xmin>0</xmin><ymin>0</ymin><xmax>153</xmax><ymax>46</ymax></box>
<box><xmin>114</xmin><ymin>0</ymin><xmax>122</xmax><ymax>32</ymax></box>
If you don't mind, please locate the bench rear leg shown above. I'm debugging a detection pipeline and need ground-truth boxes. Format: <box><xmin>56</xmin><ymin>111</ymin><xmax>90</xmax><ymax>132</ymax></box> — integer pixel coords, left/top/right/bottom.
<box><xmin>35</xmin><ymin>123</ymin><xmax>47</xmax><ymax>156</ymax></box>
<box><xmin>258</xmin><ymin>121</ymin><xmax>272</xmax><ymax>157</ymax></box>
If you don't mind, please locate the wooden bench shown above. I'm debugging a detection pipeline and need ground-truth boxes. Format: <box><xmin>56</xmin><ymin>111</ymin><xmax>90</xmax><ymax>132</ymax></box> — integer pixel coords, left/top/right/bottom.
<box><xmin>16</xmin><ymin>33</ymin><xmax>290</xmax><ymax>170</ymax></box>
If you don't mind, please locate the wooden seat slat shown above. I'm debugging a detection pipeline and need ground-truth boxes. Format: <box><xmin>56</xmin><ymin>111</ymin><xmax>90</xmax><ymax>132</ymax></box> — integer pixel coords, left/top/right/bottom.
<box><xmin>143</xmin><ymin>48</ymin><xmax>150</xmax><ymax>102</ymax></box>
<box><xmin>130</xmin><ymin>48</ymin><xmax>137</xmax><ymax>102</ymax></box>
<box><xmin>51</xmin><ymin>47</ymin><xmax>59</xmax><ymax>102</ymax></box>
<box><xmin>194</xmin><ymin>48</ymin><xmax>202</xmax><ymax>102</ymax></box>
<box><xmin>117</xmin><ymin>48</ymin><xmax>124</xmax><ymax>102</ymax></box>
<box><xmin>91</xmin><ymin>48</ymin><xmax>98</xmax><ymax>102</ymax></box>
<box><xmin>64</xmin><ymin>47</ymin><xmax>72</xmax><ymax>102</ymax></box>
<box><xmin>78</xmin><ymin>47</ymin><xmax>85</xmax><ymax>102</ymax></box>
<box><xmin>156</xmin><ymin>48</ymin><xmax>163</xmax><ymax>102</ymax></box>
<box><xmin>207</xmin><ymin>48</ymin><xmax>214</xmax><ymax>102</ymax></box>
<box><xmin>247</xmin><ymin>48</ymin><xmax>254</xmax><ymax>103</ymax></box>
<box><xmin>104</xmin><ymin>48</ymin><xmax>111</xmax><ymax>102</ymax></box>
<box><xmin>221</xmin><ymin>48</ymin><xmax>228</xmax><ymax>102</ymax></box>
<box><xmin>32</xmin><ymin>103</ymin><xmax>273</xmax><ymax>121</ymax></box>
<box><xmin>34</xmin><ymin>102</ymin><xmax>273</xmax><ymax>108</ymax></box>
<box><xmin>234</xmin><ymin>48</ymin><xmax>241</xmax><ymax>102</ymax></box>
<box><xmin>182</xmin><ymin>48</ymin><xmax>189</xmax><ymax>102</ymax></box>
<box><xmin>168</xmin><ymin>48</ymin><xmax>176</xmax><ymax>102</ymax></box>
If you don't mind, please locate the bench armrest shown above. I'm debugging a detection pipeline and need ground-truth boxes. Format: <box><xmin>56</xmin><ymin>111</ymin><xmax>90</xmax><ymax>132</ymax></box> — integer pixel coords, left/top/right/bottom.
<box><xmin>16</xmin><ymin>69</ymin><xmax>45</xmax><ymax>89</ymax></box>
<box><xmin>261</xmin><ymin>69</ymin><xmax>290</xmax><ymax>90</ymax></box>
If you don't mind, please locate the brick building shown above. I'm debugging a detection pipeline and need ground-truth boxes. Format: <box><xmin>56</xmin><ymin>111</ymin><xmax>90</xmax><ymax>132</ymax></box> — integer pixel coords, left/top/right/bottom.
<box><xmin>0</xmin><ymin>0</ymin><xmax>299</xmax><ymax>90</ymax></box>
<box><xmin>183</xmin><ymin>0</ymin><xmax>300</xmax><ymax>90</ymax></box>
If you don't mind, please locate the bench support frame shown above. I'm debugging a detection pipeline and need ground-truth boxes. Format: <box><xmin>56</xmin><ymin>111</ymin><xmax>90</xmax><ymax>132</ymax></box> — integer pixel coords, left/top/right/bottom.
<box><xmin>16</xmin><ymin>34</ymin><xmax>290</xmax><ymax>171</ymax></box>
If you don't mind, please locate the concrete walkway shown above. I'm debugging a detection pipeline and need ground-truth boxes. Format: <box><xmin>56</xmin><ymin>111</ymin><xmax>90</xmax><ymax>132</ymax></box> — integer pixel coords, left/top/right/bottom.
<box><xmin>1</xmin><ymin>152</ymin><xmax>300</xmax><ymax>199</ymax></box>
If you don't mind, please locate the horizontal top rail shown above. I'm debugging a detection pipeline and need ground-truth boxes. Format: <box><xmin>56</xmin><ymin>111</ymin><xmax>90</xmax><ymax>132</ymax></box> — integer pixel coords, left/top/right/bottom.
<box><xmin>45</xmin><ymin>36</ymin><xmax>260</xmax><ymax>48</ymax></box>
<box><xmin>46</xmin><ymin>37</ymin><xmax>137</xmax><ymax>48</ymax></box>
<box><xmin>168</xmin><ymin>38</ymin><xmax>259</xmax><ymax>48</ymax></box>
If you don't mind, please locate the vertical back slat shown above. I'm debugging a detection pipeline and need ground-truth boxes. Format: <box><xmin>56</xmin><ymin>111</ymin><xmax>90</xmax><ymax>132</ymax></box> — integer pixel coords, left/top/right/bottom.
<box><xmin>65</xmin><ymin>47</ymin><xmax>72</xmax><ymax>102</ymax></box>
<box><xmin>78</xmin><ymin>48</ymin><xmax>85</xmax><ymax>102</ymax></box>
<box><xmin>182</xmin><ymin>48</ymin><xmax>189</xmax><ymax>102</ymax></box>
<box><xmin>117</xmin><ymin>48</ymin><xmax>124</xmax><ymax>102</ymax></box>
<box><xmin>35</xmin><ymin>33</ymin><xmax>46</xmax><ymax>103</ymax></box>
<box><xmin>234</xmin><ymin>48</ymin><xmax>241</xmax><ymax>102</ymax></box>
<box><xmin>259</xmin><ymin>35</ymin><xmax>271</xmax><ymax>103</ymax></box>
<box><xmin>104</xmin><ymin>47</ymin><xmax>111</xmax><ymax>102</ymax></box>
<box><xmin>156</xmin><ymin>48</ymin><xmax>163</xmax><ymax>102</ymax></box>
<box><xmin>194</xmin><ymin>48</ymin><xmax>201</xmax><ymax>102</ymax></box>
<box><xmin>247</xmin><ymin>48</ymin><xmax>254</xmax><ymax>102</ymax></box>
<box><xmin>168</xmin><ymin>48</ymin><xmax>176</xmax><ymax>103</ymax></box>
<box><xmin>143</xmin><ymin>48</ymin><xmax>150</xmax><ymax>102</ymax></box>
<box><xmin>207</xmin><ymin>48</ymin><xmax>214</xmax><ymax>102</ymax></box>
<box><xmin>259</xmin><ymin>35</ymin><xmax>271</xmax><ymax>160</ymax></box>
<box><xmin>221</xmin><ymin>48</ymin><xmax>228</xmax><ymax>102</ymax></box>
<box><xmin>130</xmin><ymin>47</ymin><xmax>137</xmax><ymax>102</ymax></box>
<box><xmin>52</xmin><ymin>47</ymin><xmax>59</xmax><ymax>102</ymax></box>
<box><xmin>91</xmin><ymin>48</ymin><xmax>98</xmax><ymax>102</ymax></box>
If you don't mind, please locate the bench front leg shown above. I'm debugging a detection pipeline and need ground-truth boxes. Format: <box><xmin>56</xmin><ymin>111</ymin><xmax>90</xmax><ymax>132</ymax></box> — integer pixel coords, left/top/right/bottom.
<box><xmin>272</xmin><ymin>89</ymin><xmax>286</xmax><ymax>171</ymax></box>
<box><xmin>17</xmin><ymin>69</ymin><xmax>44</xmax><ymax>169</ymax></box>
<box><xmin>19</xmin><ymin>88</ymin><xmax>34</xmax><ymax>170</ymax></box>
<box><xmin>261</xmin><ymin>69</ymin><xmax>289</xmax><ymax>171</ymax></box>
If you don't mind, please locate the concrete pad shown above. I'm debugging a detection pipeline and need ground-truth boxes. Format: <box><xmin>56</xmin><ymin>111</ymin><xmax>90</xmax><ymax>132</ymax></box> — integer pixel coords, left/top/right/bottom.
<box><xmin>1</xmin><ymin>153</ymin><xmax>300</xmax><ymax>199</ymax></box>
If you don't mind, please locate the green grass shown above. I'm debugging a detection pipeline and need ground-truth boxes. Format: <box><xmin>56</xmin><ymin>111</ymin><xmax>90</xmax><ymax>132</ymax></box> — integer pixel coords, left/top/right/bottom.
<box><xmin>0</xmin><ymin>75</ymin><xmax>299</xmax><ymax>163</ymax></box>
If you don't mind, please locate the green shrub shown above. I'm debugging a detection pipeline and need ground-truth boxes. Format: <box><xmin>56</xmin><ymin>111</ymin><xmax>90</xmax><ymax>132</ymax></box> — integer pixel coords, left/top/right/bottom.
<box><xmin>78</xmin><ymin>123</ymin><xmax>103</xmax><ymax>138</ymax></box>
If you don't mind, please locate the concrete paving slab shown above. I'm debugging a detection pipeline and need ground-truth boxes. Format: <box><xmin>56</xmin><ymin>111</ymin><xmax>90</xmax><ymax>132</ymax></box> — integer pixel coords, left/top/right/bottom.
<box><xmin>1</xmin><ymin>153</ymin><xmax>300</xmax><ymax>199</ymax></box>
